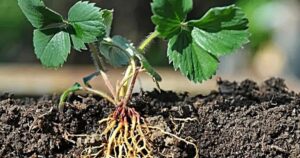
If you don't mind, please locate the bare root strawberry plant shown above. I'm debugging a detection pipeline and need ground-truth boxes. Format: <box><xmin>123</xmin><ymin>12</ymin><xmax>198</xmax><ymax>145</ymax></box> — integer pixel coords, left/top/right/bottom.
<box><xmin>18</xmin><ymin>0</ymin><xmax>249</xmax><ymax>157</ymax></box>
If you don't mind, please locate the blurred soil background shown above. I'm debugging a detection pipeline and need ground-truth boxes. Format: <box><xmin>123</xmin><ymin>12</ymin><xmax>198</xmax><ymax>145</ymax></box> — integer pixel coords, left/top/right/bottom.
<box><xmin>0</xmin><ymin>0</ymin><xmax>300</xmax><ymax>95</ymax></box>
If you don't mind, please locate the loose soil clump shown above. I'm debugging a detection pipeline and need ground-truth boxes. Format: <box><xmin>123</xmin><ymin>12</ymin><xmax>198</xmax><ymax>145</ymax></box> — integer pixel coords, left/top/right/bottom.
<box><xmin>1</xmin><ymin>78</ymin><xmax>300</xmax><ymax>157</ymax></box>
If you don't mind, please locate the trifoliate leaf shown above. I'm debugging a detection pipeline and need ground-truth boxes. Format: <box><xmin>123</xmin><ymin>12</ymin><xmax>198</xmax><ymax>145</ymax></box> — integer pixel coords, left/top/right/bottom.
<box><xmin>150</xmin><ymin>2</ymin><xmax>249</xmax><ymax>83</ymax></box>
<box><xmin>33</xmin><ymin>29</ymin><xmax>71</xmax><ymax>68</ymax></box>
<box><xmin>188</xmin><ymin>5</ymin><xmax>250</xmax><ymax>57</ymax></box>
<box><xmin>168</xmin><ymin>30</ymin><xmax>218</xmax><ymax>82</ymax></box>
<box><xmin>151</xmin><ymin>0</ymin><xmax>193</xmax><ymax>39</ymax></box>
<box><xmin>101</xmin><ymin>9</ymin><xmax>114</xmax><ymax>36</ymax></box>
<box><xmin>99</xmin><ymin>36</ymin><xmax>132</xmax><ymax>67</ymax></box>
<box><xmin>18</xmin><ymin>0</ymin><xmax>63</xmax><ymax>29</ymax></box>
<box><xmin>68</xmin><ymin>1</ymin><xmax>106</xmax><ymax>45</ymax></box>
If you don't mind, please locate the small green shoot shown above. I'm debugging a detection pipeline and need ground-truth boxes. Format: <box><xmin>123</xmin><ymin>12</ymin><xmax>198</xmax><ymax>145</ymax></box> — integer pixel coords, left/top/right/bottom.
<box><xmin>59</xmin><ymin>82</ymin><xmax>81</xmax><ymax>111</ymax></box>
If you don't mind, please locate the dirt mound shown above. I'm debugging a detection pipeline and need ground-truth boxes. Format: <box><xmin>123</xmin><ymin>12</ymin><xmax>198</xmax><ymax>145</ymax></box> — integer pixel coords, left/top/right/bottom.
<box><xmin>0</xmin><ymin>78</ymin><xmax>299</xmax><ymax>157</ymax></box>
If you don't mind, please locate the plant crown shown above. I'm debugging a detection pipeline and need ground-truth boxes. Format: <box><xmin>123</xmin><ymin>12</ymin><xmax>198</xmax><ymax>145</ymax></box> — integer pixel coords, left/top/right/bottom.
<box><xmin>18</xmin><ymin>0</ymin><xmax>249</xmax><ymax>83</ymax></box>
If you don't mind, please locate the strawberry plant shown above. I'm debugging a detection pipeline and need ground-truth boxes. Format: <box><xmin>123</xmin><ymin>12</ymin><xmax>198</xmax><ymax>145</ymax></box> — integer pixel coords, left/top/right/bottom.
<box><xmin>18</xmin><ymin>0</ymin><xmax>250</xmax><ymax>157</ymax></box>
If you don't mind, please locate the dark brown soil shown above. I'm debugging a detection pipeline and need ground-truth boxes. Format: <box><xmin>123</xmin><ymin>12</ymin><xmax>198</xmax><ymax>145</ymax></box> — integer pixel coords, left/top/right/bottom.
<box><xmin>1</xmin><ymin>78</ymin><xmax>300</xmax><ymax>158</ymax></box>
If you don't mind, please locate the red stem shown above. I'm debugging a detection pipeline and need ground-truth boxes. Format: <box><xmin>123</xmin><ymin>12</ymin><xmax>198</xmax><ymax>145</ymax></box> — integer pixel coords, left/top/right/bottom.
<box><xmin>122</xmin><ymin>67</ymin><xmax>140</xmax><ymax>108</ymax></box>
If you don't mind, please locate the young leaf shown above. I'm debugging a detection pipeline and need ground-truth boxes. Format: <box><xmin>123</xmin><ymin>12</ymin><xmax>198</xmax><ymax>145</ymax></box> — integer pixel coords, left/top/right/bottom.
<box><xmin>99</xmin><ymin>35</ymin><xmax>162</xmax><ymax>81</ymax></box>
<box><xmin>83</xmin><ymin>71</ymin><xmax>100</xmax><ymax>88</ymax></box>
<box><xmin>188</xmin><ymin>5</ymin><xmax>250</xmax><ymax>57</ymax></box>
<box><xmin>151</xmin><ymin>0</ymin><xmax>193</xmax><ymax>39</ymax></box>
<box><xmin>167</xmin><ymin>30</ymin><xmax>218</xmax><ymax>82</ymax></box>
<box><xmin>18</xmin><ymin>0</ymin><xmax>63</xmax><ymax>29</ymax></box>
<box><xmin>68</xmin><ymin>1</ymin><xmax>106</xmax><ymax>45</ymax></box>
<box><xmin>99</xmin><ymin>36</ymin><xmax>132</xmax><ymax>67</ymax></box>
<box><xmin>59</xmin><ymin>82</ymin><xmax>82</xmax><ymax>111</ymax></box>
<box><xmin>135</xmin><ymin>52</ymin><xmax>162</xmax><ymax>82</ymax></box>
<box><xmin>101</xmin><ymin>9</ymin><xmax>114</xmax><ymax>36</ymax></box>
<box><xmin>33</xmin><ymin>29</ymin><xmax>71</xmax><ymax>68</ymax></box>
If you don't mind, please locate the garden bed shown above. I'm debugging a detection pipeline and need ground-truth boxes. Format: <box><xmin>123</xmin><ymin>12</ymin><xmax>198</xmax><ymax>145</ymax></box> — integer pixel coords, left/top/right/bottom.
<box><xmin>1</xmin><ymin>78</ymin><xmax>300</xmax><ymax>157</ymax></box>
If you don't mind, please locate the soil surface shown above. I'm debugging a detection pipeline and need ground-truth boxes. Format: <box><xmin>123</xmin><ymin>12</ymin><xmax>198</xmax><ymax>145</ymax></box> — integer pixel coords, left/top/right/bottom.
<box><xmin>1</xmin><ymin>78</ymin><xmax>300</xmax><ymax>158</ymax></box>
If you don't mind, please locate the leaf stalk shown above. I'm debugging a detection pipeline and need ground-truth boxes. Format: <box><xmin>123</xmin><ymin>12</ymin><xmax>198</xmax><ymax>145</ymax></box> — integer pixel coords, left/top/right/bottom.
<box><xmin>138</xmin><ymin>31</ymin><xmax>159</xmax><ymax>51</ymax></box>
<box><xmin>88</xmin><ymin>43</ymin><xmax>116</xmax><ymax>98</ymax></box>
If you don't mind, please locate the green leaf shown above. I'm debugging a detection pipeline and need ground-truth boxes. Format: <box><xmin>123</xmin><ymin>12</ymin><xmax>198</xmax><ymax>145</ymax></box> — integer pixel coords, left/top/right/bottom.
<box><xmin>168</xmin><ymin>30</ymin><xmax>219</xmax><ymax>82</ymax></box>
<box><xmin>151</xmin><ymin>0</ymin><xmax>193</xmax><ymax>39</ymax></box>
<box><xmin>68</xmin><ymin>1</ymin><xmax>106</xmax><ymax>45</ymax></box>
<box><xmin>18</xmin><ymin>0</ymin><xmax>63</xmax><ymax>29</ymax></box>
<box><xmin>135</xmin><ymin>52</ymin><xmax>162</xmax><ymax>82</ymax></box>
<box><xmin>99</xmin><ymin>36</ymin><xmax>132</xmax><ymax>67</ymax></box>
<box><xmin>191</xmin><ymin>28</ymin><xmax>249</xmax><ymax>57</ymax></box>
<box><xmin>188</xmin><ymin>5</ymin><xmax>250</xmax><ymax>57</ymax></box>
<box><xmin>83</xmin><ymin>71</ymin><xmax>100</xmax><ymax>88</ymax></box>
<box><xmin>100</xmin><ymin>35</ymin><xmax>162</xmax><ymax>81</ymax></box>
<box><xmin>101</xmin><ymin>9</ymin><xmax>114</xmax><ymax>36</ymax></box>
<box><xmin>70</xmin><ymin>34</ymin><xmax>87</xmax><ymax>51</ymax></box>
<box><xmin>33</xmin><ymin>29</ymin><xmax>71</xmax><ymax>68</ymax></box>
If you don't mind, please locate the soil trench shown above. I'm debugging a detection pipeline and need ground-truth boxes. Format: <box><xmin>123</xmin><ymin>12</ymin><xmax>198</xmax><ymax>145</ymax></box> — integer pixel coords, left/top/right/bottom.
<box><xmin>1</xmin><ymin>78</ymin><xmax>300</xmax><ymax>157</ymax></box>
